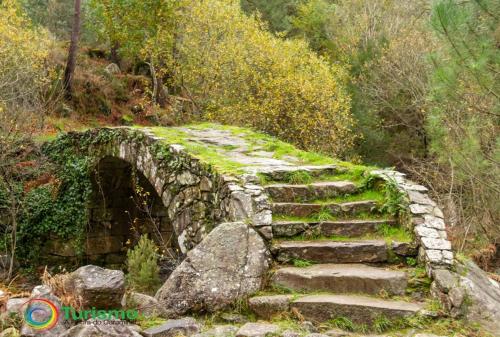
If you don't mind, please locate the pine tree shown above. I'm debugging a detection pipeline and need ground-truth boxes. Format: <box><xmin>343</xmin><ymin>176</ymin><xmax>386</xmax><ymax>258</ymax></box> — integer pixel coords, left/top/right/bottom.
<box><xmin>126</xmin><ymin>235</ymin><xmax>161</xmax><ymax>295</ymax></box>
<box><xmin>428</xmin><ymin>0</ymin><xmax>500</xmax><ymax>244</ymax></box>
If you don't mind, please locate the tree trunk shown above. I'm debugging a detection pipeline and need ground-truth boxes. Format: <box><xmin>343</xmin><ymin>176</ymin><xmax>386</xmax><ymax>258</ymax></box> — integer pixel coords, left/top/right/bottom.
<box><xmin>156</xmin><ymin>76</ymin><xmax>168</xmax><ymax>108</ymax></box>
<box><xmin>150</xmin><ymin>60</ymin><xmax>168</xmax><ymax>109</ymax></box>
<box><xmin>63</xmin><ymin>0</ymin><xmax>82</xmax><ymax>98</ymax></box>
<box><xmin>110</xmin><ymin>41</ymin><xmax>121</xmax><ymax>68</ymax></box>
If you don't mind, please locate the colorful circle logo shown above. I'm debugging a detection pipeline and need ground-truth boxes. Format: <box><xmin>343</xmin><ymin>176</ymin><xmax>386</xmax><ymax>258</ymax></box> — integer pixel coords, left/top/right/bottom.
<box><xmin>24</xmin><ymin>299</ymin><xmax>59</xmax><ymax>331</ymax></box>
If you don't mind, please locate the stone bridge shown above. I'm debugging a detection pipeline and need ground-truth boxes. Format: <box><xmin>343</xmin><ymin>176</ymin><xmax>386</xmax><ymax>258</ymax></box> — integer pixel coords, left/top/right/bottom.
<box><xmin>44</xmin><ymin>124</ymin><xmax>499</xmax><ymax>333</ymax></box>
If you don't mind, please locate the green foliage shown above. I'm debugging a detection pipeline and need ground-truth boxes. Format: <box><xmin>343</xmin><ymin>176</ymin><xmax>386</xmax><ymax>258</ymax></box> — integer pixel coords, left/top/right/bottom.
<box><xmin>246</xmin><ymin>0</ymin><xmax>433</xmax><ymax>165</ymax></box>
<box><xmin>240</xmin><ymin>0</ymin><xmax>305</xmax><ymax>34</ymax></box>
<box><xmin>313</xmin><ymin>207</ymin><xmax>334</xmax><ymax>222</ymax></box>
<box><xmin>376</xmin><ymin>223</ymin><xmax>412</xmax><ymax>243</ymax></box>
<box><xmin>406</xmin><ymin>267</ymin><xmax>432</xmax><ymax>297</ymax></box>
<box><xmin>0</xmin><ymin>0</ymin><xmax>51</xmax><ymax>120</ymax></box>
<box><xmin>283</xmin><ymin>171</ymin><xmax>313</xmax><ymax>185</ymax></box>
<box><xmin>379</xmin><ymin>180</ymin><xmax>407</xmax><ymax>217</ymax></box>
<box><xmin>17</xmin><ymin>147</ymin><xmax>92</xmax><ymax>262</ymax></box>
<box><xmin>13</xmin><ymin>130</ymin><xmax>129</xmax><ymax>264</ymax></box>
<box><xmin>173</xmin><ymin>0</ymin><xmax>355</xmax><ymax>157</ymax></box>
<box><xmin>406</xmin><ymin>257</ymin><xmax>417</xmax><ymax>267</ymax></box>
<box><xmin>126</xmin><ymin>235</ymin><xmax>161</xmax><ymax>295</ymax></box>
<box><xmin>292</xmin><ymin>258</ymin><xmax>313</xmax><ymax>268</ymax></box>
<box><xmin>428</xmin><ymin>0</ymin><xmax>499</xmax><ymax>244</ymax></box>
<box><xmin>20</xmin><ymin>0</ymin><xmax>73</xmax><ymax>39</ymax></box>
<box><xmin>373</xmin><ymin>315</ymin><xmax>393</xmax><ymax>333</ymax></box>
<box><xmin>329</xmin><ymin>316</ymin><xmax>355</xmax><ymax>332</ymax></box>
<box><xmin>291</xmin><ymin>0</ymin><xmax>335</xmax><ymax>54</ymax></box>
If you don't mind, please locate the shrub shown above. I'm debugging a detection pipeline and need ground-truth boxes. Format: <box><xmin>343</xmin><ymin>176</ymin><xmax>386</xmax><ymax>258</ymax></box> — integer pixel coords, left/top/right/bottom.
<box><xmin>126</xmin><ymin>235</ymin><xmax>161</xmax><ymax>295</ymax></box>
<box><xmin>172</xmin><ymin>0</ymin><xmax>355</xmax><ymax>157</ymax></box>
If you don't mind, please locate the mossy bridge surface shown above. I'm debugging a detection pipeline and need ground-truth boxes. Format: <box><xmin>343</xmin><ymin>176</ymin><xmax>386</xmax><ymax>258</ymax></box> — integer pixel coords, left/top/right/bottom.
<box><xmin>43</xmin><ymin>123</ymin><xmax>475</xmax><ymax>330</ymax></box>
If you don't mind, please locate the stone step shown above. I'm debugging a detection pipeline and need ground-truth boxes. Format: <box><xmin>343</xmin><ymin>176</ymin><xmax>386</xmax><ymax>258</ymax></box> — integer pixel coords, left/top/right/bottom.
<box><xmin>272</xmin><ymin>264</ymin><xmax>407</xmax><ymax>295</ymax></box>
<box><xmin>272</xmin><ymin>219</ymin><xmax>397</xmax><ymax>238</ymax></box>
<box><xmin>319</xmin><ymin>219</ymin><xmax>397</xmax><ymax>237</ymax></box>
<box><xmin>258</xmin><ymin>165</ymin><xmax>345</xmax><ymax>182</ymax></box>
<box><xmin>265</xmin><ymin>181</ymin><xmax>357</xmax><ymax>203</ymax></box>
<box><xmin>291</xmin><ymin>294</ymin><xmax>423</xmax><ymax>325</ymax></box>
<box><xmin>271</xmin><ymin>200</ymin><xmax>378</xmax><ymax>218</ymax></box>
<box><xmin>273</xmin><ymin>240</ymin><xmax>389</xmax><ymax>263</ymax></box>
<box><xmin>272</xmin><ymin>221</ymin><xmax>318</xmax><ymax>237</ymax></box>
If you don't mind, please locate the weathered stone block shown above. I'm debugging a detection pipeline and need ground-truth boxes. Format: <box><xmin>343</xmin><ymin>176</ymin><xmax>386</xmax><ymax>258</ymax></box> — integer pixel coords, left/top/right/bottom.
<box><xmin>248</xmin><ymin>295</ymin><xmax>293</xmax><ymax>318</ymax></box>
<box><xmin>66</xmin><ymin>265</ymin><xmax>125</xmax><ymax>309</ymax></box>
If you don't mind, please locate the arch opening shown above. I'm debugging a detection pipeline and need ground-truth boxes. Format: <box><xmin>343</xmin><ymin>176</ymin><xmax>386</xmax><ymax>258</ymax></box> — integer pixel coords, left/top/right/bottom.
<box><xmin>86</xmin><ymin>156</ymin><xmax>179</xmax><ymax>272</ymax></box>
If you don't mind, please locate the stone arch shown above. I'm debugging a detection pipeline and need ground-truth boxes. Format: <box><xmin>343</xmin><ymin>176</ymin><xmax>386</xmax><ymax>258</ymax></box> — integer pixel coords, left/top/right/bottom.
<box><xmin>46</xmin><ymin>127</ymin><xmax>272</xmax><ymax>265</ymax></box>
<box><xmin>84</xmin><ymin>131</ymin><xmax>225</xmax><ymax>256</ymax></box>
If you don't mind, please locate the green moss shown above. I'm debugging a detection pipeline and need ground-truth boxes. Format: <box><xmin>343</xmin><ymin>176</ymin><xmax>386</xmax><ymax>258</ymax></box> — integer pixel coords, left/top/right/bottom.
<box><xmin>181</xmin><ymin>122</ymin><xmax>337</xmax><ymax>166</ymax></box>
<box><xmin>270</xmin><ymin>318</ymin><xmax>309</xmax><ymax>334</ymax></box>
<box><xmin>273</xmin><ymin>212</ymin><xmax>392</xmax><ymax>223</ymax></box>
<box><xmin>292</xmin><ymin>258</ymin><xmax>314</xmax><ymax>267</ymax></box>
<box><xmin>282</xmin><ymin>171</ymin><xmax>313</xmax><ymax>184</ymax></box>
<box><xmin>376</xmin><ymin>223</ymin><xmax>413</xmax><ymax>243</ymax></box>
<box><xmin>405</xmin><ymin>270</ymin><xmax>432</xmax><ymax>298</ymax></box>
<box><xmin>135</xmin><ymin>316</ymin><xmax>167</xmax><ymax>330</ymax></box>
<box><xmin>309</xmin><ymin>190</ymin><xmax>385</xmax><ymax>205</ymax></box>
<box><xmin>147</xmin><ymin>126</ymin><xmax>246</xmax><ymax>175</ymax></box>
<box><xmin>281</xmin><ymin>223</ymin><xmax>411</xmax><ymax>243</ymax></box>
<box><xmin>162</xmin><ymin>123</ymin><xmax>386</xmax><ymax>181</ymax></box>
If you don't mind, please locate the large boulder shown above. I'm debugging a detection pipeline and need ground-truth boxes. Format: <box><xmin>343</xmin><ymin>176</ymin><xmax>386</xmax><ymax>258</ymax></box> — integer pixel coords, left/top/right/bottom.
<box><xmin>155</xmin><ymin>222</ymin><xmax>269</xmax><ymax>316</ymax></box>
<box><xmin>59</xmin><ymin>319</ymin><xmax>142</xmax><ymax>337</ymax></box>
<box><xmin>454</xmin><ymin>261</ymin><xmax>500</xmax><ymax>332</ymax></box>
<box><xmin>431</xmin><ymin>260</ymin><xmax>500</xmax><ymax>334</ymax></box>
<box><xmin>65</xmin><ymin>265</ymin><xmax>125</xmax><ymax>309</ymax></box>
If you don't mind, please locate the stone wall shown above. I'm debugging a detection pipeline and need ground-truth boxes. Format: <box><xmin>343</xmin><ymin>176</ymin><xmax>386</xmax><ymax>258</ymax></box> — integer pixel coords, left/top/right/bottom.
<box><xmin>372</xmin><ymin>169</ymin><xmax>500</xmax><ymax>332</ymax></box>
<box><xmin>371</xmin><ymin>169</ymin><xmax>453</xmax><ymax>272</ymax></box>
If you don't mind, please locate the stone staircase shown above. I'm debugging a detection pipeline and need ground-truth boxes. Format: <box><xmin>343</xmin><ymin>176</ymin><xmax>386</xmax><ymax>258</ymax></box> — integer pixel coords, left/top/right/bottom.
<box><xmin>249</xmin><ymin>168</ymin><xmax>425</xmax><ymax>329</ymax></box>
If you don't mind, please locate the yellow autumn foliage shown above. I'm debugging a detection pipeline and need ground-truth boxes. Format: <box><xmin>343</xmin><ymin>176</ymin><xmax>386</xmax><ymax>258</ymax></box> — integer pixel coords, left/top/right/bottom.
<box><xmin>173</xmin><ymin>0</ymin><xmax>355</xmax><ymax>157</ymax></box>
<box><xmin>0</xmin><ymin>0</ymin><xmax>50</xmax><ymax>120</ymax></box>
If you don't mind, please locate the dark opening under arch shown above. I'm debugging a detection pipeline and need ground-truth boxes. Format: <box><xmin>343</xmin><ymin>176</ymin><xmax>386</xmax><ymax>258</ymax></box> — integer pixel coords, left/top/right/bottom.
<box><xmin>85</xmin><ymin>156</ymin><xmax>179</xmax><ymax>268</ymax></box>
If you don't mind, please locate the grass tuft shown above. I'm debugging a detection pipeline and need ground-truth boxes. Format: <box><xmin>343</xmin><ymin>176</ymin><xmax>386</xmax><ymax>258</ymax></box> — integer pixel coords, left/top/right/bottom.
<box><xmin>292</xmin><ymin>259</ymin><xmax>314</xmax><ymax>267</ymax></box>
<box><xmin>329</xmin><ymin>316</ymin><xmax>355</xmax><ymax>332</ymax></box>
<box><xmin>283</xmin><ymin>171</ymin><xmax>313</xmax><ymax>184</ymax></box>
